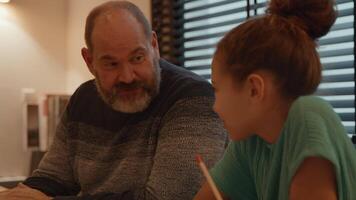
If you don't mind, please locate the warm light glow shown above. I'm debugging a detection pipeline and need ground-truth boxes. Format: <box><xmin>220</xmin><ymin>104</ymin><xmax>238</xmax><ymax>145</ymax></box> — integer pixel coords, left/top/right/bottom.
<box><xmin>0</xmin><ymin>5</ymin><xmax>9</xmax><ymax>18</ymax></box>
<box><xmin>0</xmin><ymin>0</ymin><xmax>10</xmax><ymax>3</ymax></box>
<box><xmin>0</xmin><ymin>1</ymin><xmax>14</xmax><ymax>23</ymax></box>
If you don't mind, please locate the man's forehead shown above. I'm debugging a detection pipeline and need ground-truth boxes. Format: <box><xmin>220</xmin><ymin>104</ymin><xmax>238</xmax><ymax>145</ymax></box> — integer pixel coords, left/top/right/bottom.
<box><xmin>95</xmin><ymin>9</ymin><xmax>135</xmax><ymax>26</ymax></box>
<box><xmin>92</xmin><ymin>11</ymin><xmax>143</xmax><ymax>39</ymax></box>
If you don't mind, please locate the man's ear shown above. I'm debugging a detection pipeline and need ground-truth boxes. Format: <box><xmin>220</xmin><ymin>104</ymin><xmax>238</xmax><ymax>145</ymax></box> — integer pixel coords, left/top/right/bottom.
<box><xmin>151</xmin><ymin>31</ymin><xmax>160</xmax><ymax>57</ymax></box>
<box><xmin>246</xmin><ymin>73</ymin><xmax>265</xmax><ymax>101</ymax></box>
<box><xmin>81</xmin><ymin>47</ymin><xmax>95</xmax><ymax>76</ymax></box>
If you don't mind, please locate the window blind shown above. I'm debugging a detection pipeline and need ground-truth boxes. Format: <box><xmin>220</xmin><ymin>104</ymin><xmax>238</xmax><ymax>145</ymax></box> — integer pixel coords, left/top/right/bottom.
<box><xmin>151</xmin><ymin>0</ymin><xmax>184</xmax><ymax>66</ymax></box>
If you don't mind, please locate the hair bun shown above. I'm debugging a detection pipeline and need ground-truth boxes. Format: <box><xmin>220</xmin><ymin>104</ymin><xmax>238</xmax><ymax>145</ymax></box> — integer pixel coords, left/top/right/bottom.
<box><xmin>267</xmin><ymin>0</ymin><xmax>337</xmax><ymax>40</ymax></box>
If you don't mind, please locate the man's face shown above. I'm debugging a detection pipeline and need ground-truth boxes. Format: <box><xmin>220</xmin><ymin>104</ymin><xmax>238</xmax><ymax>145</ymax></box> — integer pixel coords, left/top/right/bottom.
<box><xmin>83</xmin><ymin>10</ymin><xmax>161</xmax><ymax>113</ymax></box>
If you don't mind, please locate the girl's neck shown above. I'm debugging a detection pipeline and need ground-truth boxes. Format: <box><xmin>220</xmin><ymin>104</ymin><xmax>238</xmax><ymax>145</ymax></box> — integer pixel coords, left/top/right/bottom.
<box><xmin>256</xmin><ymin>98</ymin><xmax>294</xmax><ymax>144</ymax></box>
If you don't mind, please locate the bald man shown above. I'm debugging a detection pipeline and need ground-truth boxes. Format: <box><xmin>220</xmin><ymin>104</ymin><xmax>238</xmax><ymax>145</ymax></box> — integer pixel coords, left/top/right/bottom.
<box><xmin>0</xmin><ymin>1</ymin><xmax>227</xmax><ymax>200</ymax></box>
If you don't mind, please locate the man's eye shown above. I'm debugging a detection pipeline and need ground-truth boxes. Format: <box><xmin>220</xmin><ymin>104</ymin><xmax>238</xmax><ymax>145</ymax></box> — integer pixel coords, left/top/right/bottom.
<box><xmin>132</xmin><ymin>55</ymin><xmax>145</xmax><ymax>63</ymax></box>
<box><xmin>104</xmin><ymin>62</ymin><xmax>118</xmax><ymax>68</ymax></box>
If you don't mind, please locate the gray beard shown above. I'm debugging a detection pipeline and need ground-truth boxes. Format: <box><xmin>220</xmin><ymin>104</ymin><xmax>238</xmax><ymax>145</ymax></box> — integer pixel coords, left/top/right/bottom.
<box><xmin>95</xmin><ymin>60</ymin><xmax>161</xmax><ymax>113</ymax></box>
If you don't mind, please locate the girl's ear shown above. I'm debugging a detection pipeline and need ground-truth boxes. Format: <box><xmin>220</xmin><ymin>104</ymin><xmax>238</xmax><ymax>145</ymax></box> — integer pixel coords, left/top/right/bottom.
<box><xmin>246</xmin><ymin>73</ymin><xmax>265</xmax><ymax>102</ymax></box>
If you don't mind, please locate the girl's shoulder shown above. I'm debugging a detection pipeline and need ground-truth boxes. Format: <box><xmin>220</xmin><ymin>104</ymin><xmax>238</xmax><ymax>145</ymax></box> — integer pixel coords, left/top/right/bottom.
<box><xmin>288</xmin><ymin>95</ymin><xmax>339</xmax><ymax>124</ymax></box>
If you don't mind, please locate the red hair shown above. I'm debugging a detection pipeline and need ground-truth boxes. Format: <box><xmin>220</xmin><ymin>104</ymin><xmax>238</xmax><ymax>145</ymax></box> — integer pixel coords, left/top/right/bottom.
<box><xmin>216</xmin><ymin>0</ymin><xmax>337</xmax><ymax>98</ymax></box>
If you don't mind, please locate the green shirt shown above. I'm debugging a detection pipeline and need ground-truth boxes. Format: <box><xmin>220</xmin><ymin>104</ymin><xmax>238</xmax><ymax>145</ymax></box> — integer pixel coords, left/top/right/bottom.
<box><xmin>211</xmin><ymin>96</ymin><xmax>356</xmax><ymax>200</ymax></box>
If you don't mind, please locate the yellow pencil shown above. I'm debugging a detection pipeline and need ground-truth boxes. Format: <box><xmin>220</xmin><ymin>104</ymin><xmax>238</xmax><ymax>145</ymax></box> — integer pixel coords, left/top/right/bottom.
<box><xmin>196</xmin><ymin>154</ymin><xmax>223</xmax><ymax>200</ymax></box>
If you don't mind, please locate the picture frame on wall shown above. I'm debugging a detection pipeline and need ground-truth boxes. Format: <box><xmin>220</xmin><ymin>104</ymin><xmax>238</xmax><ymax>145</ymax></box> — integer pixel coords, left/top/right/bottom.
<box><xmin>22</xmin><ymin>88</ymin><xmax>40</xmax><ymax>151</ymax></box>
<box><xmin>22</xmin><ymin>89</ymin><xmax>70</xmax><ymax>151</ymax></box>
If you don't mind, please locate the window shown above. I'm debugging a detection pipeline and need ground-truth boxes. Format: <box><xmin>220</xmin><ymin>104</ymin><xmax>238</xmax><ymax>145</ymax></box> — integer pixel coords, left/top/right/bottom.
<box><xmin>183</xmin><ymin>0</ymin><xmax>247</xmax><ymax>79</ymax></box>
<box><xmin>152</xmin><ymin>0</ymin><xmax>355</xmax><ymax>141</ymax></box>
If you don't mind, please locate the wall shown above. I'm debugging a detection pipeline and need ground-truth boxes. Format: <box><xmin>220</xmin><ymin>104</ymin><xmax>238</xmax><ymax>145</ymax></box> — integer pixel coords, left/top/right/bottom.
<box><xmin>0</xmin><ymin>0</ymin><xmax>68</xmax><ymax>177</ymax></box>
<box><xmin>66</xmin><ymin>0</ymin><xmax>151</xmax><ymax>92</ymax></box>
<box><xmin>0</xmin><ymin>0</ymin><xmax>151</xmax><ymax>177</ymax></box>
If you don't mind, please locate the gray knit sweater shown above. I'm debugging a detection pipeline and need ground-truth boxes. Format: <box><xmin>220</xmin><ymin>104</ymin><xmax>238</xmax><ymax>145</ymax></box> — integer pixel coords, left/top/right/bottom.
<box><xmin>24</xmin><ymin>59</ymin><xmax>228</xmax><ymax>200</ymax></box>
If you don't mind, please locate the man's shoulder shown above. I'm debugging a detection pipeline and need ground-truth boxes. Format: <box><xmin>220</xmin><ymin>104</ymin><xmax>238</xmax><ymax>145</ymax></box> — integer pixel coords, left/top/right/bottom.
<box><xmin>66</xmin><ymin>80</ymin><xmax>105</xmax><ymax>117</ymax></box>
<box><xmin>69</xmin><ymin>80</ymin><xmax>98</xmax><ymax>102</ymax></box>
<box><xmin>160</xmin><ymin>59</ymin><xmax>209</xmax><ymax>84</ymax></box>
<box><xmin>146</xmin><ymin>59</ymin><xmax>215</xmax><ymax>118</ymax></box>
<box><xmin>159</xmin><ymin>59</ymin><xmax>214</xmax><ymax>99</ymax></box>
<box><xmin>75</xmin><ymin>79</ymin><xmax>96</xmax><ymax>95</ymax></box>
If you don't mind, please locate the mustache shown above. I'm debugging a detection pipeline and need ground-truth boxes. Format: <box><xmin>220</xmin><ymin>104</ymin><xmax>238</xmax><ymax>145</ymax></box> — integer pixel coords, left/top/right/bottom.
<box><xmin>114</xmin><ymin>81</ymin><xmax>145</xmax><ymax>91</ymax></box>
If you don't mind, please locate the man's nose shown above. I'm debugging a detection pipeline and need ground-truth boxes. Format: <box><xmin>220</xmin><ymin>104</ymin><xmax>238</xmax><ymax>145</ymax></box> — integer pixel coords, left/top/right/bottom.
<box><xmin>117</xmin><ymin>65</ymin><xmax>135</xmax><ymax>84</ymax></box>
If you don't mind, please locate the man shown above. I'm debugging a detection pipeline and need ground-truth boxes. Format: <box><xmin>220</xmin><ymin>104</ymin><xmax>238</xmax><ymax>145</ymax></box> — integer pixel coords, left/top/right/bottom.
<box><xmin>0</xmin><ymin>1</ymin><xmax>227</xmax><ymax>200</ymax></box>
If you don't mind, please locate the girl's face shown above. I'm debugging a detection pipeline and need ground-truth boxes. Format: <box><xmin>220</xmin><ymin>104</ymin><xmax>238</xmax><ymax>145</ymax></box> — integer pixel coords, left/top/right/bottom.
<box><xmin>211</xmin><ymin>55</ymin><xmax>257</xmax><ymax>141</ymax></box>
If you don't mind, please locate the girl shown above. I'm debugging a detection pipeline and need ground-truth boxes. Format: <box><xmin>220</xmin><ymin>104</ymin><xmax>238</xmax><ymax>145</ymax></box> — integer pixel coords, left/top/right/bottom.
<box><xmin>194</xmin><ymin>0</ymin><xmax>356</xmax><ymax>199</ymax></box>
